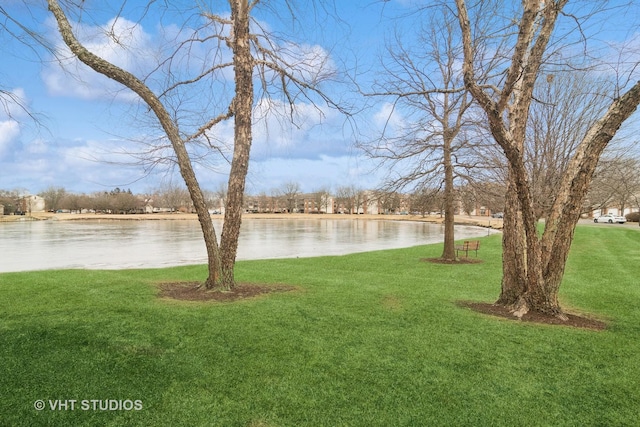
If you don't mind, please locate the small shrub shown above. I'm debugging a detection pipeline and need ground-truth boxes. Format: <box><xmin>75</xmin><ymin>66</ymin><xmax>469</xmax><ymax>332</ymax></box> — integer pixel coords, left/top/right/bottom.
<box><xmin>625</xmin><ymin>211</ymin><xmax>640</xmax><ymax>222</ymax></box>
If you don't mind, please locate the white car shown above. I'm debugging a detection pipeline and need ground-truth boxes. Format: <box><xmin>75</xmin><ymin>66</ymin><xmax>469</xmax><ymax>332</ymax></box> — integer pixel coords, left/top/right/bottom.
<box><xmin>594</xmin><ymin>213</ymin><xmax>626</xmax><ymax>224</ymax></box>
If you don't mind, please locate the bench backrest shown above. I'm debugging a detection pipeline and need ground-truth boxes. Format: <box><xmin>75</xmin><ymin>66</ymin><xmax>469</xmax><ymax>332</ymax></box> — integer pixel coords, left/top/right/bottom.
<box><xmin>464</xmin><ymin>240</ymin><xmax>480</xmax><ymax>250</ymax></box>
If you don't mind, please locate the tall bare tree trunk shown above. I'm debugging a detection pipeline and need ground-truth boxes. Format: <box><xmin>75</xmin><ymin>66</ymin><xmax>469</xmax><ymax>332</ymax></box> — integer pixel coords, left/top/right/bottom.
<box><xmin>496</xmin><ymin>175</ymin><xmax>527</xmax><ymax>307</ymax></box>
<box><xmin>456</xmin><ymin>0</ymin><xmax>569</xmax><ymax>318</ymax></box>
<box><xmin>441</xmin><ymin>136</ymin><xmax>456</xmax><ymax>260</ymax></box>
<box><xmin>219</xmin><ymin>0</ymin><xmax>254</xmax><ymax>289</ymax></box>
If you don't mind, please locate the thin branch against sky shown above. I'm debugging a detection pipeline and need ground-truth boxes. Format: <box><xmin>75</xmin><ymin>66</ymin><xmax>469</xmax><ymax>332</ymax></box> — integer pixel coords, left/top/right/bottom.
<box><xmin>0</xmin><ymin>0</ymin><xmax>638</xmax><ymax>194</ymax></box>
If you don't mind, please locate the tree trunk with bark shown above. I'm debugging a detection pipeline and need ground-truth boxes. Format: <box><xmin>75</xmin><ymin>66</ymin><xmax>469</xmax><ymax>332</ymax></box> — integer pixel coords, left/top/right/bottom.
<box><xmin>218</xmin><ymin>0</ymin><xmax>254</xmax><ymax>289</ymax></box>
<box><xmin>441</xmin><ymin>134</ymin><xmax>456</xmax><ymax>261</ymax></box>
<box><xmin>496</xmin><ymin>175</ymin><xmax>527</xmax><ymax>307</ymax></box>
<box><xmin>456</xmin><ymin>0</ymin><xmax>640</xmax><ymax>318</ymax></box>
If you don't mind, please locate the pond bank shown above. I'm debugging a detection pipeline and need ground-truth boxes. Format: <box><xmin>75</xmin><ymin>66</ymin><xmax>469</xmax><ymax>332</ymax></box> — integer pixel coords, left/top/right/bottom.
<box><xmin>15</xmin><ymin>212</ymin><xmax>504</xmax><ymax>229</ymax></box>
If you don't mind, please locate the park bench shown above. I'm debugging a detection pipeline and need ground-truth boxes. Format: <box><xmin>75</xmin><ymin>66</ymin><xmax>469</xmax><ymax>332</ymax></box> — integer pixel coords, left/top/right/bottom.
<box><xmin>455</xmin><ymin>240</ymin><xmax>480</xmax><ymax>258</ymax></box>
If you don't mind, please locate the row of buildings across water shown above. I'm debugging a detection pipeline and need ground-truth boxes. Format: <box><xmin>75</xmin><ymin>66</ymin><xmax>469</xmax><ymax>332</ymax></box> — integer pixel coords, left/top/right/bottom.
<box><xmin>2</xmin><ymin>192</ymin><xmax>636</xmax><ymax>220</ymax></box>
<box><xmin>2</xmin><ymin>192</ymin><xmax>482</xmax><ymax>216</ymax></box>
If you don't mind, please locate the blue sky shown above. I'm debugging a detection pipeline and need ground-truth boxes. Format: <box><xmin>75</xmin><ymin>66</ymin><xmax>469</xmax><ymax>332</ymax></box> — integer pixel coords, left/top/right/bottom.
<box><xmin>0</xmin><ymin>0</ymin><xmax>400</xmax><ymax>195</ymax></box>
<box><xmin>1</xmin><ymin>0</ymin><xmax>639</xmax><ymax>196</ymax></box>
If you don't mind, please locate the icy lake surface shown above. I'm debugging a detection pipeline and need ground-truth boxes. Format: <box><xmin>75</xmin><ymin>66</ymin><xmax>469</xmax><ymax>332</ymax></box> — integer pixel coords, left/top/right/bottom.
<box><xmin>0</xmin><ymin>218</ymin><xmax>496</xmax><ymax>272</ymax></box>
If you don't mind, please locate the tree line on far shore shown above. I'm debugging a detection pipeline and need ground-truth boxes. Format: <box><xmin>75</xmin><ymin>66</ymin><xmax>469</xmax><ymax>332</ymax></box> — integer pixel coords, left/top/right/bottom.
<box><xmin>2</xmin><ymin>155</ymin><xmax>638</xmax><ymax>219</ymax></box>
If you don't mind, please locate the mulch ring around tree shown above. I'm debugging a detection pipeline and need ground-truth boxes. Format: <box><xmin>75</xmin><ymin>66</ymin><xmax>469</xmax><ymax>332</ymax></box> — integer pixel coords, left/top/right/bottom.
<box><xmin>421</xmin><ymin>257</ymin><xmax>484</xmax><ymax>265</ymax></box>
<box><xmin>457</xmin><ymin>301</ymin><xmax>607</xmax><ymax>331</ymax></box>
<box><xmin>158</xmin><ymin>282</ymin><xmax>298</xmax><ymax>302</ymax></box>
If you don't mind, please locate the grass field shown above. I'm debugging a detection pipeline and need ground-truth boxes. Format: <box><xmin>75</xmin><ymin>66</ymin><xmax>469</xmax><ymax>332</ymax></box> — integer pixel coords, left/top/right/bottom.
<box><xmin>1</xmin><ymin>225</ymin><xmax>639</xmax><ymax>426</ymax></box>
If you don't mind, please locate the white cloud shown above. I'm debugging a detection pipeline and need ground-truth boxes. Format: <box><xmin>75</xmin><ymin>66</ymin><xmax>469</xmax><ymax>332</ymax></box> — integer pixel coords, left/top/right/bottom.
<box><xmin>25</xmin><ymin>138</ymin><xmax>49</xmax><ymax>155</ymax></box>
<box><xmin>246</xmin><ymin>154</ymin><xmax>378</xmax><ymax>193</ymax></box>
<box><xmin>275</xmin><ymin>42</ymin><xmax>337</xmax><ymax>84</ymax></box>
<box><xmin>11</xmin><ymin>9</ymin><xmax>362</xmax><ymax>194</ymax></box>
<box><xmin>0</xmin><ymin>88</ymin><xmax>30</xmax><ymax>158</ymax></box>
<box><xmin>372</xmin><ymin>102</ymin><xmax>406</xmax><ymax>136</ymax></box>
<box><xmin>0</xmin><ymin>132</ymin><xmax>157</xmax><ymax>194</ymax></box>
<box><xmin>0</xmin><ymin>87</ymin><xmax>30</xmax><ymax>118</ymax></box>
<box><xmin>0</xmin><ymin>120</ymin><xmax>21</xmax><ymax>158</ymax></box>
<box><xmin>198</xmin><ymin>96</ymin><xmax>349</xmax><ymax>163</ymax></box>
<box><xmin>253</xmin><ymin>98</ymin><xmax>332</xmax><ymax>148</ymax></box>
<box><xmin>41</xmin><ymin>12</ymin><xmax>241</xmax><ymax>104</ymax></box>
<box><xmin>42</xmin><ymin>16</ymin><xmax>158</xmax><ymax>101</ymax></box>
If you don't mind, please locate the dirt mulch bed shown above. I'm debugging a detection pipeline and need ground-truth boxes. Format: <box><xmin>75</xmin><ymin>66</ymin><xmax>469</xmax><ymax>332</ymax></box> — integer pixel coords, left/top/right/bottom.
<box><xmin>457</xmin><ymin>301</ymin><xmax>607</xmax><ymax>331</ymax></box>
<box><xmin>157</xmin><ymin>283</ymin><xmax>607</xmax><ymax>330</ymax></box>
<box><xmin>158</xmin><ymin>282</ymin><xmax>297</xmax><ymax>302</ymax></box>
<box><xmin>421</xmin><ymin>257</ymin><xmax>484</xmax><ymax>265</ymax></box>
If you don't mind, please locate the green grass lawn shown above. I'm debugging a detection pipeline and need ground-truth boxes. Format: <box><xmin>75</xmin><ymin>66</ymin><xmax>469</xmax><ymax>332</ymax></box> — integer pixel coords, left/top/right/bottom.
<box><xmin>1</xmin><ymin>225</ymin><xmax>639</xmax><ymax>426</ymax></box>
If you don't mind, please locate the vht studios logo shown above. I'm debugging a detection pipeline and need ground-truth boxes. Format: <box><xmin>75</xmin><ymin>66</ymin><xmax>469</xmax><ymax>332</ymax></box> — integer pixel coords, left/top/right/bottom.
<box><xmin>34</xmin><ymin>399</ymin><xmax>143</xmax><ymax>411</ymax></box>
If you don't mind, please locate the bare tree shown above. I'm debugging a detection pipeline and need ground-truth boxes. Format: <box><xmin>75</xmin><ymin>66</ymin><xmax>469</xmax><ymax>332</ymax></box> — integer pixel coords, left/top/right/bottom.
<box><xmin>60</xmin><ymin>192</ymin><xmax>88</xmax><ymax>213</ymax></box>
<box><xmin>374</xmin><ymin>190</ymin><xmax>401</xmax><ymax>214</ymax></box>
<box><xmin>111</xmin><ymin>189</ymin><xmax>142</xmax><ymax>214</ymax></box>
<box><xmin>214</xmin><ymin>182</ymin><xmax>228</xmax><ymax>214</ymax></box>
<box><xmin>255</xmin><ymin>191</ymin><xmax>270</xmax><ymax>213</ymax></box>
<box><xmin>201</xmin><ymin>189</ymin><xmax>221</xmax><ymax>213</ymax></box>
<box><xmin>335</xmin><ymin>185</ymin><xmax>362</xmax><ymax>214</ymax></box>
<box><xmin>455</xmin><ymin>0</ymin><xmax>640</xmax><ymax>318</ymax></box>
<box><xmin>526</xmin><ymin>72</ymin><xmax>614</xmax><ymax>220</ymax></box>
<box><xmin>470</xmin><ymin>181</ymin><xmax>507</xmax><ymax>216</ymax></box>
<box><xmin>310</xmin><ymin>187</ymin><xmax>332</xmax><ymax>213</ymax></box>
<box><xmin>348</xmin><ymin>187</ymin><xmax>366</xmax><ymax>214</ymax></box>
<box><xmin>39</xmin><ymin>186</ymin><xmax>67</xmax><ymax>212</ymax></box>
<box><xmin>409</xmin><ymin>187</ymin><xmax>439</xmax><ymax>217</ymax></box>
<box><xmin>588</xmin><ymin>156</ymin><xmax>640</xmax><ymax>214</ymax></box>
<box><xmin>364</xmin><ymin>7</ymin><xmax>481</xmax><ymax>260</ymax></box>
<box><xmin>333</xmin><ymin>186</ymin><xmax>348</xmax><ymax>213</ymax></box>
<box><xmin>46</xmin><ymin>0</ymin><xmax>344</xmax><ymax>289</ymax></box>
<box><xmin>456</xmin><ymin>184</ymin><xmax>476</xmax><ymax>216</ymax></box>
<box><xmin>278</xmin><ymin>181</ymin><xmax>301</xmax><ymax>213</ymax></box>
<box><xmin>153</xmin><ymin>183</ymin><xmax>190</xmax><ymax>213</ymax></box>
<box><xmin>91</xmin><ymin>192</ymin><xmax>112</xmax><ymax>214</ymax></box>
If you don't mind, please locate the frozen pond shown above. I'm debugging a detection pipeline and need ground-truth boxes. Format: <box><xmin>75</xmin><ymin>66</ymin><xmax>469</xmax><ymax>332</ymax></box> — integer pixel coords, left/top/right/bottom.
<box><xmin>0</xmin><ymin>218</ymin><xmax>496</xmax><ymax>272</ymax></box>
